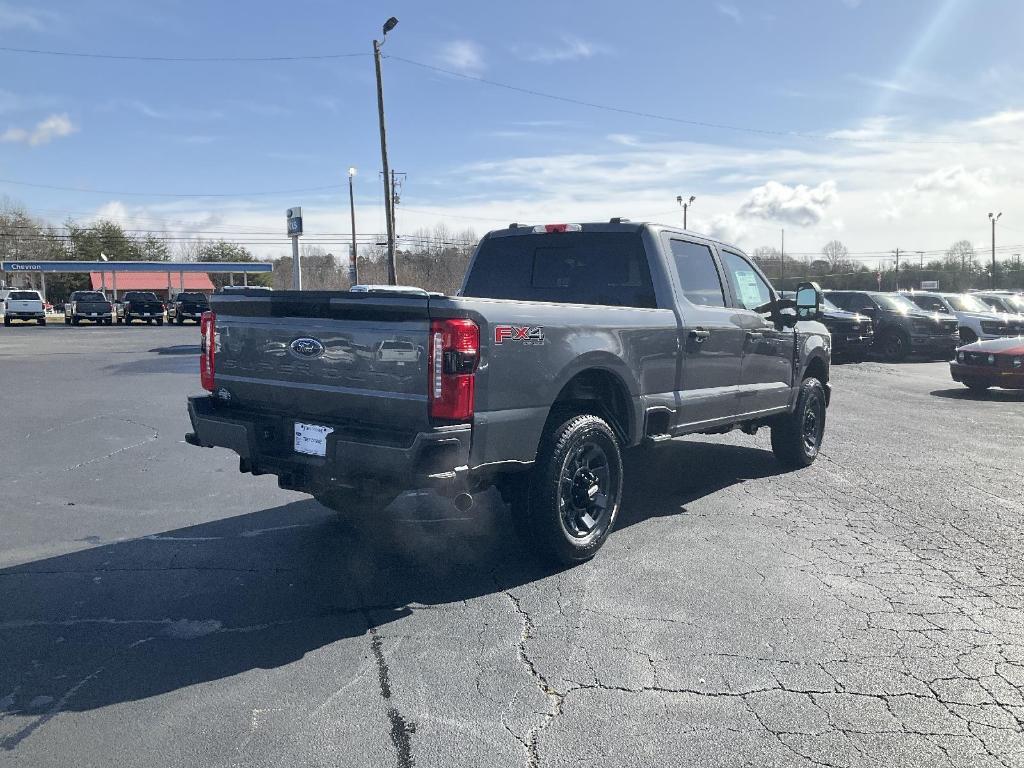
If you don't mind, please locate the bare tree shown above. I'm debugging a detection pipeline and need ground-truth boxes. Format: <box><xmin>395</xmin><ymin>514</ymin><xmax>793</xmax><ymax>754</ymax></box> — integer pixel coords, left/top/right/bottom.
<box><xmin>945</xmin><ymin>240</ymin><xmax>976</xmax><ymax>272</ymax></box>
<box><xmin>821</xmin><ymin>240</ymin><xmax>849</xmax><ymax>272</ymax></box>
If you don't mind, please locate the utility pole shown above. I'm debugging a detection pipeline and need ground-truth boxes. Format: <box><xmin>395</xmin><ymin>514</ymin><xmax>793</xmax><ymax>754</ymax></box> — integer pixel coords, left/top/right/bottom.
<box><xmin>989</xmin><ymin>212</ymin><xmax>1002</xmax><ymax>290</ymax></box>
<box><xmin>347</xmin><ymin>167</ymin><xmax>358</xmax><ymax>285</ymax></box>
<box><xmin>676</xmin><ymin>195</ymin><xmax>695</xmax><ymax>230</ymax></box>
<box><xmin>374</xmin><ymin>17</ymin><xmax>400</xmax><ymax>285</ymax></box>
<box><xmin>390</xmin><ymin>170</ymin><xmax>405</xmax><ymax>237</ymax></box>
<box><xmin>892</xmin><ymin>248</ymin><xmax>900</xmax><ymax>291</ymax></box>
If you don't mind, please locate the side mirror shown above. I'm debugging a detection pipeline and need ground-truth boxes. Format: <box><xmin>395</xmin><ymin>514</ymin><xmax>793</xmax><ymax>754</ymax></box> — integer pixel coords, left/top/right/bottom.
<box><xmin>795</xmin><ymin>281</ymin><xmax>823</xmax><ymax>321</ymax></box>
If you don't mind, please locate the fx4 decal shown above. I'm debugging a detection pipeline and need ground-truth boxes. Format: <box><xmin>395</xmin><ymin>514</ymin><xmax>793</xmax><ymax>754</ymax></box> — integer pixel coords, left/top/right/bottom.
<box><xmin>494</xmin><ymin>325</ymin><xmax>545</xmax><ymax>345</ymax></box>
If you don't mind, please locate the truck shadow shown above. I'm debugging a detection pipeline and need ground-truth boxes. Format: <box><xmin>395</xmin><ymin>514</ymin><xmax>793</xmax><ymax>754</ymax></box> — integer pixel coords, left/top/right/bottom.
<box><xmin>930</xmin><ymin>387</ymin><xmax>1024</xmax><ymax>402</ymax></box>
<box><xmin>0</xmin><ymin>441</ymin><xmax>784</xmax><ymax>740</ymax></box>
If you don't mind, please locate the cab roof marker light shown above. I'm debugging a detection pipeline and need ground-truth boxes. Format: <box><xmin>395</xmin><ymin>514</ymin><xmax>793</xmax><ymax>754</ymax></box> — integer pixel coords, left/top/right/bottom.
<box><xmin>534</xmin><ymin>223</ymin><xmax>582</xmax><ymax>234</ymax></box>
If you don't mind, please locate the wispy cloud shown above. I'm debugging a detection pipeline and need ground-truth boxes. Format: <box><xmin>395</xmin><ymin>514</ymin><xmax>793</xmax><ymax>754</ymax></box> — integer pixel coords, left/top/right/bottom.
<box><xmin>111</xmin><ymin>100</ymin><xmax>225</xmax><ymax>122</ymax></box>
<box><xmin>716</xmin><ymin>3</ymin><xmax>743</xmax><ymax>24</ymax></box>
<box><xmin>848</xmin><ymin>74</ymin><xmax>917</xmax><ymax>94</ymax></box>
<box><xmin>0</xmin><ymin>2</ymin><xmax>61</xmax><ymax>31</ymax></box>
<box><xmin>437</xmin><ymin>40</ymin><xmax>485</xmax><ymax>75</ymax></box>
<box><xmin>0</xmin><ymin>89</ymin><xmax>57</xmax><ymax>115</ymax></box>
<box><xmin>1</xmin><ymin>113</ymin><xmax>77</xmax><ymax>146</ymax></box>
<box><xmin>514</xmin><ymin>36</ymin><xmax>611</xmax><ymax>63</ymax></box>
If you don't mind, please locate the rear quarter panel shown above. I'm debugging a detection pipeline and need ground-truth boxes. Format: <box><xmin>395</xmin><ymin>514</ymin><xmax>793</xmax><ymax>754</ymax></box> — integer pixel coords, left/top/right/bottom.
<box><xmin>433</xmin><ymin>297</ymin><xmax>678</xmax><ymax>467</ymax></box>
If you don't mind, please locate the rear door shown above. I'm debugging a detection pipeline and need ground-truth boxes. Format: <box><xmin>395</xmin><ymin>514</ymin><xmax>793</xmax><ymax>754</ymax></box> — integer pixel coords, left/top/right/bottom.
<box><xmin>662</xmin><ymin>235</ymin><xmax>745</xmax><ymax>427</ymax></box>
<box><xmin>718</xmin><ymin>249</ymin><xmax>793</xmax><ymax>415</ymax></box>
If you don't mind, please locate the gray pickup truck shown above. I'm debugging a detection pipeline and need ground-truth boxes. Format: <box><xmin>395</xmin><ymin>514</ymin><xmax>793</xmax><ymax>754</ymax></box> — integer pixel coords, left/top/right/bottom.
<box><xmin>186</xmin><ymin>221</ymin><xmax>831</xmax><ymax>563</ymax></box>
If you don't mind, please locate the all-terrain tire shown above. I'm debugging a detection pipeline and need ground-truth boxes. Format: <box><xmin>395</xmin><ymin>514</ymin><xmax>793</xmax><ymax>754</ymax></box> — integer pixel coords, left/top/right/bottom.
<box><xmin>520</xmin><ymin>414</ymin><xmax>623</xmax><ymax>566</ymax></box>
<box><xmin>771</xmin><ymin>377</ymin><xmax>827</xmax><ymax>469</ymax></box>
<box><xmin>879</xmin><ymin>330</ymin><xmax>910</xmax><ymax>362</ymax></box>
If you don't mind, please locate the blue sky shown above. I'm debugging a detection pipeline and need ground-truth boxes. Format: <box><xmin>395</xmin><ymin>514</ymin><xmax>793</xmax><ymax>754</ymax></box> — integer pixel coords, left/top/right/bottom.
<box><xmin>2</xmin><ymin>0</ymin><xmax>1023</xmax><ymax>263</ymax></box>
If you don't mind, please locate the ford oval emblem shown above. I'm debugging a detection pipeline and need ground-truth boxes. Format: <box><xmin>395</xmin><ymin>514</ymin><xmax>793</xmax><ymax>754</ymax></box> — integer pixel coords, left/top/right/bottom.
<box><xmin>289</xmin><ymin>337</ymin><xmax>325</xmax><ymax>359</ymax></box>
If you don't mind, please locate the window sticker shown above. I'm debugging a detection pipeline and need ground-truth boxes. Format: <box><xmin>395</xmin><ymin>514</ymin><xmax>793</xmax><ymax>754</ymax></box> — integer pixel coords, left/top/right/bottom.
<box><xmin>734</xmin><ymin>270</ymin><xmax>763</xmax><ymax>309</ymax></box>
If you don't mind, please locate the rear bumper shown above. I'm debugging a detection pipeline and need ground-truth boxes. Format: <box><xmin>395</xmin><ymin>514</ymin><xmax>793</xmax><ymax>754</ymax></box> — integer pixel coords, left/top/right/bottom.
<box><xmin>4</xmin><ymin>311</ymin><xmax>45</xmax><ymax>319</ymax></box>
<box><xmin>950</xmin><ymin>362</ymin><xmax>1024</xmax><ymax>388</ymax></box>
<box><xmin>185</xmin><ymin>395</ymin><xmax>473</xmax><ymax>495</ymax></box>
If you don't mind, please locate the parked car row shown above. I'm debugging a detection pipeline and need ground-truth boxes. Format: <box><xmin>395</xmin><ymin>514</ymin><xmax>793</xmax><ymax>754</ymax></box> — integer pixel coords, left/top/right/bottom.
<box><xmin>3</xmin><ymin>290</ymin><xmax>212</xmax><ymax>327</ymax></box>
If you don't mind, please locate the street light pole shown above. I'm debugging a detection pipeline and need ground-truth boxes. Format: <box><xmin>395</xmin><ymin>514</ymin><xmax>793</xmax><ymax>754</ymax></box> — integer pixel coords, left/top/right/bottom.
<box><xmin>892</xmin><ymin>248</ymin><xmax>901</xmax><ymax>291</ymax></box>
<box><xmin>989</xmin><ymin>212</ymin><xmax>1002</xmax><ymax>289</ymax></box>
<box><xmin>374</xmin><ymin>17</ymin><xmax>399</xmax><ymax>285</ymax></box>
<box><xmin>347</xmin><ymin>167</ymin><xmax>359</xmax><ymax>285</ymax></box>
<box><xmin>676</xmin><ymin>195</ymin><xmax>695</xmax><ymax>229</ymax></box>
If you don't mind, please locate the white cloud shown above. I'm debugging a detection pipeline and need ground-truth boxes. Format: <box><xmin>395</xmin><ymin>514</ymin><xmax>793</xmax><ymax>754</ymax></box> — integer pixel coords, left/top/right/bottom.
<box><xmin>912</xmin><ymin>165</ymin><xmax>991</xmax><ymax>196</ymax></box>
<box><xmin>971</xmin><ymin>110</ymin><xmax>1024</xmax><ymax>128</ymax></box>
<box><xmin>0</xmin><ymin>113</ymin><xmax>77</xmax><ymax>146</ymax></box>
<box><xmin>514</xmin><ymin>36</ymin><xmax>610</xmax><ymax>63</ymax></box>
<box><xmin>0</xmin><ymin>2</ymin><xmax>61</xmax><ymax>30</ymax></box>
<box><xmin>437</xmin><ymin>40</ymin><xmax>485</xmax><ymax>75</ymax></box>
<box><xmin>716</xmin><ymin>3</ymin><xmax>743</xmax><ymax>24</ymax></box>
<box><xmin>737</xmin><ymin>181</ymin><xmax>839</xmax><ymax>227</ymax></box>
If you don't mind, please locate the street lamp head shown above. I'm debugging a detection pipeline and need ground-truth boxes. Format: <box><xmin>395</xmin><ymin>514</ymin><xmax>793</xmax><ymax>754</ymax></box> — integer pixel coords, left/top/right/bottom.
<box><xmin>997</xmin><ymin>212</ymin><xmax>1003</xmax><ymax>220</ymax></box>
<box><xmin>382</xmin><ymin>16</ymin><xmax>398</xmax><ymax>36</ymax></box>
<box><xmin>989</xmin><ymin>212</ymin><xmax>994</xmax><ymax>219</ymax></box>
<box><xmin>348</xmin><ymin>167</ymin><xmax>357</xmax><ymax>177</ymax></box>
<box><xmin>688</xmin><ymin>195</ymin><xmax>696</xmax><ymax>204</ymax></box>
<box><xmin>676</xmin><ymin>195</ymin><xmax>682</xmax><ymax>203</ymax></box>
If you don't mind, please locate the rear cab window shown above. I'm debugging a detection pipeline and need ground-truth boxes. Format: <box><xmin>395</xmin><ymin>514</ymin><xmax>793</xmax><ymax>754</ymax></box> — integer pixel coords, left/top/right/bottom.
<box><xmin>8</xmin><ymin>291</ymin><xmax>41</xmax><ymax>301</ymax></box>
<box><xmin>462</xmin><ymin>231</ymin><xmax>657</xmax><ymax>308</ymax></box>
<box><xmin>666</xmin><ymin>238</ymin><xmax>726</xmax><ymax>307</ymax></box>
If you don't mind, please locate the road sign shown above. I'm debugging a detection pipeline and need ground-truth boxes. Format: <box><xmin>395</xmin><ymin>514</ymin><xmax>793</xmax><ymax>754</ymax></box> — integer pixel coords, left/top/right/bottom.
<box><xmin>920</xmin><ymin>280</ymin><xmax>940</xmax><ymax>290</ymax></box>
<box><xmin>286</xmin><ymin>207</ymin><xmax>303</xmax><ymax>237</ymax></box>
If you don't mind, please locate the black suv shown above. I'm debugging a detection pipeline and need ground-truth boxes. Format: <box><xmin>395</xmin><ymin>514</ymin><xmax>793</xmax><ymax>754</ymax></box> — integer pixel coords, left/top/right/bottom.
<box><xmin>826</xmin><ymin>290</ymin><xmax>959</xmax><ymax>361</ymax></box>
<box><xmin>784</xmin><ymin>292</ymin><xmax>873</xmax><ymax>361</ymax></box>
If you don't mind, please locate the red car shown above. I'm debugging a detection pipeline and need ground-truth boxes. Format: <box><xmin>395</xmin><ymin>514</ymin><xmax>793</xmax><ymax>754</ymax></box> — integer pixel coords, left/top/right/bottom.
<box><xmin>950</xmin><ymin>336</ymin><xmax>1024</xmax><ymax>391</ymax></box>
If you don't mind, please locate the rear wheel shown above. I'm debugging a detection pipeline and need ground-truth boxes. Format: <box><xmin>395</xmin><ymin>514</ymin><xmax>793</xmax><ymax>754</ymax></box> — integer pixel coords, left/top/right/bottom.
<box><xmin>516</xmin><ymin>414</ymin><xmax>623</xmax><ymax>566</ymax></box>
<box><xmin>771</xmin><ymin>378</ymin><xmax>827</xmax><ymax>469</ymax></box>
<box><xmin>176</xmin><ymin>315</ymin><xmax>184</xmax><ymax>325</ymax></box>
<box><xmin>64</xmin><ymin>316</ymin><xmax>71</xmax><ymax>325</ymax></box>
<box><xmin>38</xmin><ymin>318</ymin><xmax>46</xmax><ymax>326</ymax></box>
<box><xmin>156</xmin><ymin>318</ymin><xmax>163</xmax><ymax>326</ymax></box>
<box><xmin>71</xmin><ymin>316</ymin><xmax>80</xmax><ymax>326</ymax></box>
<box><xmin>3</xmin><ymin>317</ymin><xmax>10</xmax><ymax>327</ymax></box>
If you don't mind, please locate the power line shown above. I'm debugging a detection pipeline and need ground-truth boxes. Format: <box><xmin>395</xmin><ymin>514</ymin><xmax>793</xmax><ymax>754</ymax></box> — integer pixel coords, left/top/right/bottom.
<box><xmin>0</xmin><ymin>46</ymin><xmax>368</xmax><ymax>63</ymax></box>
<box><xmin>0</xmin><ymin>177</ymin><xmax>341</xmax><ymax>198</ymax></box>
<box><xmin>385</xmin><ymin>55</ymin><xmax>975</xmax><ymax>146</ymax></box>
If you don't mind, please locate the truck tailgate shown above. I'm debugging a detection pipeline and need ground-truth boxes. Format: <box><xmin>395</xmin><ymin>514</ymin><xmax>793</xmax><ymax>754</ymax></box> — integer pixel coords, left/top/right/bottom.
<box><xmin>210</xmin><ymin>292</ymin><xmax>432</xmax><ymax>433</ymax></box>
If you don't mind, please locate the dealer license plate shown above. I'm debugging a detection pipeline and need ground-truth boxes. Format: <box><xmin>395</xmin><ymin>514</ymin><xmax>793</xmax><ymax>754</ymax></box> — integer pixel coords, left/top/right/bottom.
<box><xmin>294</xmin><ymin>422</ymin><xmax>333</xmax><ymax>457</ymax></box>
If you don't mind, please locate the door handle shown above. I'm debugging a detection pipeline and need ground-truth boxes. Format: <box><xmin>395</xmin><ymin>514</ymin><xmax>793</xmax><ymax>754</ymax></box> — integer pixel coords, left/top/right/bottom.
<box><xmin>688</xmin><ymin>328</ymin><xmax>710</xmax><ymax>343</ymax></box>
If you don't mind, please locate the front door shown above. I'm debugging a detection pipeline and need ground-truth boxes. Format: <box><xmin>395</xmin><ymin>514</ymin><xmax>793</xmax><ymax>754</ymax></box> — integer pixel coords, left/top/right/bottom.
<box><xmin>665</xmin><ymin>237</ymin><xmax>746</xmax><ymax>427</ymax></box>
<box><xmin>719</xmin><ymin>250</ymin><xmax>794</xmax><ymax>415</ymax></box>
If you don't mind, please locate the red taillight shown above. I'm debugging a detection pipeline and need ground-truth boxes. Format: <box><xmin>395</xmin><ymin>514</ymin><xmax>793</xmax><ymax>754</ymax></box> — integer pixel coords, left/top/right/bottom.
<box><xmin>428</xmin><ymin>318</ymin><xmax>479</xmax><ymax>421</ymax></box>
<box><xmin>200</xmin><ymin>311</ymin><xmax>217</xmax><ymax>392</ymax></box>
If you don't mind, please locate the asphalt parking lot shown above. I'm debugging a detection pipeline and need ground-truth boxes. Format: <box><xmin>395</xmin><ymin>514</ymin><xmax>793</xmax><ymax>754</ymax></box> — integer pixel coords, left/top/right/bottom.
<box><xmin>2</xmin><ymin>324</ymin><xmax>1023</xmax><ymax>768</ymax></box>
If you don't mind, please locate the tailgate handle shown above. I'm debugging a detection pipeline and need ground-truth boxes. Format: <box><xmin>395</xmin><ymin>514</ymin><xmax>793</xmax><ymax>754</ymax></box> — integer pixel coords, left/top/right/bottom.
<box><xmin>745</xmin><ymin>331</ymin><xmax>764</xmax><ymax>342</ymax></box>
<box><xmin>688</xmin><ymin>328</ymin><xmax>710</xmax><ymax>343</ymax></box>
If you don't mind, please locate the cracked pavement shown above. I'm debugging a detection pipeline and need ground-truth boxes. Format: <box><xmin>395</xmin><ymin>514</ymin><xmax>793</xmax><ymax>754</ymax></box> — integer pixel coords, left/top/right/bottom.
<box><xmin>1</xmin><ymin>325</ymin><xmax>1023</xmax><ymax>767</ymax></box>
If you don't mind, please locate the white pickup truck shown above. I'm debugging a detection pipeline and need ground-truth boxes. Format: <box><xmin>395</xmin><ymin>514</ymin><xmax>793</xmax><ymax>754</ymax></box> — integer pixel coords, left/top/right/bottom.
<box><xmin>3</xmin><ymin>290</ymin><xmax>47</xmax><ymax>327</ymax></box>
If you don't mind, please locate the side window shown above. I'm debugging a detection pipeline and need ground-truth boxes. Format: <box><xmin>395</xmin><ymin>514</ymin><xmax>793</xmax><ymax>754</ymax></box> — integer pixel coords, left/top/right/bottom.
<box><xmin>668</xmin><ymin>239</ymin><xmax>726</xmax><ymax>307</ymax></box>
<box><xmin>721</xmin><ymin>251</ymin><xmax>772</xmax><ymax>311</ymax></box>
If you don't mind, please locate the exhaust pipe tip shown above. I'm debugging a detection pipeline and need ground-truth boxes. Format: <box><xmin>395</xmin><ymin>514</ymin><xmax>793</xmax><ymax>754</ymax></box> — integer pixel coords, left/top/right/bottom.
<box><xmin>452</xmin><ymin>492</ymin><xmax>474</xmax><ymax>513</ymax></box>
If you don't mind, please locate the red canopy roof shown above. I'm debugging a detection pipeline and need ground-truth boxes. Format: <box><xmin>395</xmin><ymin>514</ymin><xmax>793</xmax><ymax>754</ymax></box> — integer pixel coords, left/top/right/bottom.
<box><xmin>89</xmin><ymin>272</ymin><xmax>214</xmax><ymax>291</ymax></box>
